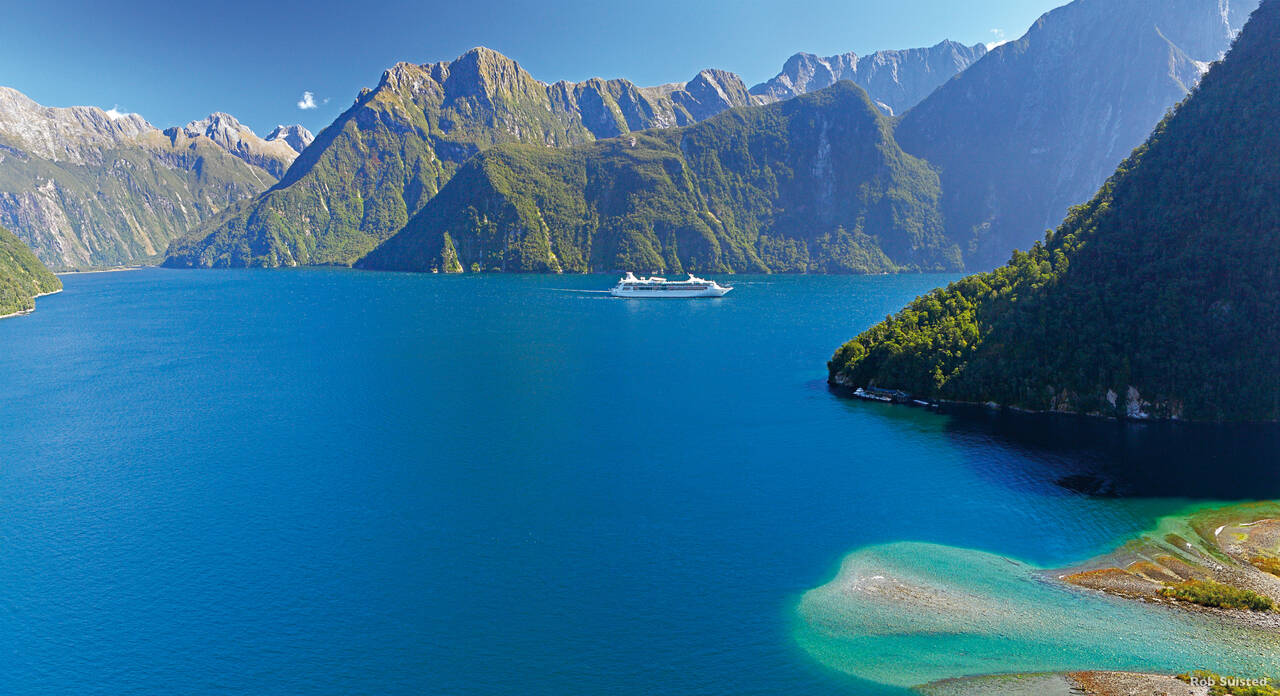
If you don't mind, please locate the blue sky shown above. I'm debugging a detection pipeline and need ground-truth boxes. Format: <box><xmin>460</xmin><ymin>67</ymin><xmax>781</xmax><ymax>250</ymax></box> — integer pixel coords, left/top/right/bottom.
<box><xmin>1</xmin><ymin>0</ymin><xmax>1060</xmax><ymax>136</ymax></box>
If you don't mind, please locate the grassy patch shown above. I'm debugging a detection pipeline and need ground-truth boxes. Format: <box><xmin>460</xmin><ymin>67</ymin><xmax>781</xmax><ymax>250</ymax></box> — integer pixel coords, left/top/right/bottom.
<box><xmin>1253</xmin><ymin>556</ymin><xmax>1280</xmax><ymax>578</ymax></box>
<box><xmin>1159</xmin><ymin>580</ymin><xmax>1273</xmax><ymax>611</ymax></box>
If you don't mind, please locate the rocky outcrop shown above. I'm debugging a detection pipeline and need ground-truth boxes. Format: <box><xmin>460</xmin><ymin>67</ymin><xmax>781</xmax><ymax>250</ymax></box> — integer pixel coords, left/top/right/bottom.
<box><xmin>750</xmin><ymin>40</ymin><xmax>988</xmax><ymax>115</ymax></box>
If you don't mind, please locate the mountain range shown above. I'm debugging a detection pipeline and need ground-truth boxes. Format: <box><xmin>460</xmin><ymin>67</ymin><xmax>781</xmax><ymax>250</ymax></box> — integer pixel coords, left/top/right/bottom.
<box><xmin>0</xmin><ymin>0</ymin><xmax>1259</xmax><ymax>278</ymax></box>
<box><xmin>160</xmin><ymin>43</ymin><xmax>984</xmax><ymax>268</ymax></box>
<box><xmin>347</xmin><ymin>0</ymin><xmax>1255</xmax><ymax>275</ymax></box>
<box><xmin>357</xmin><ymin>81</ymin><xmax>954</xmax><ymax>275</ymax></box>
<box><xmin>0</xmin><ymin>87</ymin><xmax>312</xmax><ymax>269</ymax></box>
<box><xmin>829</xmin><ymin>0</ymin><xmax>1279</xmax><ymax>422</ymax></box>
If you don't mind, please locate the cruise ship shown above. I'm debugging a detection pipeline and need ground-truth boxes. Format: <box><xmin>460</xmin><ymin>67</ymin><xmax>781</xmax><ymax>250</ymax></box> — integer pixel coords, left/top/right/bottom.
<box><xmin>609</xmin><ymin>273</ymin><xmax>732</xmax><ymax>298</ymax></box>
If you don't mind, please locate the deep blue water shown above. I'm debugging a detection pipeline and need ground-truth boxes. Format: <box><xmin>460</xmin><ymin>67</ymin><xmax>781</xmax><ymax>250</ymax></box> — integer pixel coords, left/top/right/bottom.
<box><xmin>0</xmin><ymin>269</ymin><xmax>1274</xmax><ymax>695</ymax></box>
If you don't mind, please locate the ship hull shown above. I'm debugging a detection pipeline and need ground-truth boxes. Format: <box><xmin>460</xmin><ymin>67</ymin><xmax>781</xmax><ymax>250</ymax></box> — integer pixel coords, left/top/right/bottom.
<box><xmin>610</xmin><ymin>286</ymin><xmax>732</xmax><ymax>298</ymax></box>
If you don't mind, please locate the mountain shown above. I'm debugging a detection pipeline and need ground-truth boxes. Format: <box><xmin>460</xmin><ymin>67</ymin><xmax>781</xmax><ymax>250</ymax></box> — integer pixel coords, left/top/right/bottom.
<box><xmin>356</xmin><ymin>82</ymin><xmax>957</xmax><ymax>275</ymax></box>
<box><xmin>750</xmin><ymin>41</ymin><xmax>988</xmax><ymax>115</ymax></box>
<box><xmin>0</xmin><ymin>223</ymin><xmax>60</xmax><ymax>316</ymax></box>
<box><xmin>163</xmin><ymin>47</ymin><xmax>771</xmax><ymax>268</ymax></box>
<box><xmin>0</xmin><ymin>87</ymin><xmax>285</xmax><ymax>268</ymax></box>
<box><xmin>164</xmin><ymin>113</ymin><xmax>302</xmax><ymax>178</ymax></box>
<box><xmin>265</xmin><ymin>124</ymin><xmax>314</xmax><ymax>154</ymax></box>
<box><xmin>897</xmin><ymin>0</ymin><xmax>1260</xmax><ymax>269</ymax></box>
<box><xmin>828</xmin><ymin>0</ymin><xmax>1280</xmax><ymax>423</ymax></box>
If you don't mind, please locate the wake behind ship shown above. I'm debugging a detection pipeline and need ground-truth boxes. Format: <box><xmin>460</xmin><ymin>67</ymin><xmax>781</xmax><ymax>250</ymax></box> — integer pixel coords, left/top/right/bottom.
<box><xmin>610</xmin><ymin>273</ymin><xmax>732</xmax><ymax>298</ymax></box>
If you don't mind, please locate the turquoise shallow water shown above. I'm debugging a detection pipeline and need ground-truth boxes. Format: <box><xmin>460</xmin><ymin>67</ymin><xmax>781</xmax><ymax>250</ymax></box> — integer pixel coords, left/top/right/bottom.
<box><xmin>1</xmin><ymin>269</ymin><xmax>1278</xmax><ymax>695</ymax></box>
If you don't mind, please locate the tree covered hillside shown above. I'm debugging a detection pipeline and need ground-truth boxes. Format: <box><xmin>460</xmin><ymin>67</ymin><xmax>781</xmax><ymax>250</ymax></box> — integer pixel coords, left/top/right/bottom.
<box><xmin>0</xmin><ymin>224</ymin><xmax>61</xmax><ymax>316</ymax></box>
<box><xmin>358</xmin><ymin>82</ymin><xmax>959</xmax><ymax>275</ymax></box>
<box><xmin>828</xmin><ymin>0</ymin><xmax>1280</xmax><ymax>423</ymax></box>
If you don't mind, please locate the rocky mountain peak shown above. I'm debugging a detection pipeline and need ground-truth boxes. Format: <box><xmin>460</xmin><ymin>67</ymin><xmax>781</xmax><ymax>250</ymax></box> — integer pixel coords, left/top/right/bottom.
<box><xmin>163</xmin><ymin>110</ymin><xmax>299</xmax><ymax>179</ymax></box>
<box><xmin>265</xmin><ymin>124</ymin><xmax>313</xmax><ymax>154</ymax></box>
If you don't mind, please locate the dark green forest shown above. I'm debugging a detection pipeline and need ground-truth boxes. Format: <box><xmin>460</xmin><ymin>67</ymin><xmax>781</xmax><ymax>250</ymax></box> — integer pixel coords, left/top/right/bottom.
<box><xmin>0</xmin><ymin>224</ymin><xmax>61</xmax><ymax>316</ymax></box>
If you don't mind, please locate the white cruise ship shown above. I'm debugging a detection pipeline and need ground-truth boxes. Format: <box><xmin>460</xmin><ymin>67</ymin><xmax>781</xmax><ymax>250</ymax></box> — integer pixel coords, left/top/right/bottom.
<box><xmin>609</xmin><ymin>273</ymin><xmax>732</xmax><ymax>298</ymax></box>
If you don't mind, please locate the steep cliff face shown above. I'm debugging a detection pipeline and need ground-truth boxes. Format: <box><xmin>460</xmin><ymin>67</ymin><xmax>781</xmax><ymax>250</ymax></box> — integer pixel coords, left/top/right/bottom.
<box><xmin>829</xmin><ymin>0</ymin><xmax>1280</xmax><ymax>423</ymax></box>
<box><xmin>0</xmin><ymin>87</ymin><xmax>284</xmax><ymax>268</ymax></box>
<box><xmin>750</xmin><ymin>41</ymin><xmax>988</xmax><ymax>115</ymax></box>
<box><xmin>357</xmin><ymin>82</ymin><xmax>956</xmax><ymax>276</ymax></box>
<box><xmin>0</xmin><ymin>223</ymin><xmax>60</xmax><ymax>316</ymax></box>
<box><xmin>164</xmin><ymin>48</ymin><xmax>768</xmax><ymax>268</ymax></box>
<box><xmin>897</xmin><ymin>0</ymin><xmax>1260</xmax><ymax>269</ymax></box>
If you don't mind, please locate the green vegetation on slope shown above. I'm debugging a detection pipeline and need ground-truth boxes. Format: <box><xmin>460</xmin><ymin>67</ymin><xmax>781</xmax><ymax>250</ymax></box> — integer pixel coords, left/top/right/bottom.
<box><xmin>163</xmin><ymin>49</ymin><xmax>762</xmax><ymax>269</ymax></box>
<box><xmin>828</xmin><ymin>1</ymin><xmax>1280</xmax><ymax>423</ymax></box>
<box><xmin>0</xmin><ymin>224</ymin><xmax>61</xmax><ymax>316</ymax></box>
<box><xmin>358</xmin><ymin>82</ymin><xmax>959</xmax><ymax>274</ymax></box>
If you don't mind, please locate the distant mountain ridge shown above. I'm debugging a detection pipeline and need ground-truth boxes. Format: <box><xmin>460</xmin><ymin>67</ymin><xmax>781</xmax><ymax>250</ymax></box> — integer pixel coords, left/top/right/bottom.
<box><xmin>897</xmin><ymin>0</ymin><xmax>1260</xmax><ymax>269</ymax></box>
<box><xmin>164</xmin><ymin>113</ymin><xmax>303</xmax><ymax>178</ymax></box>
<box><xmin>0</xmin><ymin>87</ymin><xmax>306</xmax><ymax>268</ymax></box>
<box><xmin>750</xmin><ymin>41</ymin><xmax>988</xmax><ymax>115</ymax></box>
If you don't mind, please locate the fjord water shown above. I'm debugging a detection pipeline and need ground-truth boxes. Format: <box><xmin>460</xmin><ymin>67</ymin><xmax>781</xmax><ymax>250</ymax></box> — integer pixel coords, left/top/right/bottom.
<box><xmin>0</xmin><ymin>269</ymin><xmax>1274</xmax><ymax>695</ymax></box>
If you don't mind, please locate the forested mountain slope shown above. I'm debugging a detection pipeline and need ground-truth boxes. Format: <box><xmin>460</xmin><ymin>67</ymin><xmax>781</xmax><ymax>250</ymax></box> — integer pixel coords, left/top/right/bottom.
<box><xmin>829</xmin><ymin>0</ymin><xmax>1280</xmax><ymax>423</ymax></box>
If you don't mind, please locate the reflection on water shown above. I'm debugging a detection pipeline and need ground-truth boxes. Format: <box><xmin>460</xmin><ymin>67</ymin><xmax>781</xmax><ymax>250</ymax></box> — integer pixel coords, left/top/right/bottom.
<box><xmin>940</xmin><ymin>405</ymin><xmax>1280</xmax><ymax>499</ymax></box>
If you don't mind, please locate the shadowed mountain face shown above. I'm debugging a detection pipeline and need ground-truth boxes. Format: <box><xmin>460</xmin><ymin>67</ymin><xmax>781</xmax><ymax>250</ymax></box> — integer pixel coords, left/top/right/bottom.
<box><xmin>897</xmin><ymin>0</ymin><xmax>1260</xmax><ymax>270</ymax></box>
<box><xmin>0</xmin><ymin>87</ymin><xmax>295</xmax><ymax>268</ymax></box>
<box><xmin>830</xmin><ymin>0</ymin><xmax>1280</xmax><ymax>423</ymax></box>
<box><xmin>750</xmin><ymin>41</ymin><xmax>988</xmax><ymax>116</ymax></box>
<box><xmin>357</xmin><ymin>82</ymin><xmax>957</xmax><ymax>275</ymax></box>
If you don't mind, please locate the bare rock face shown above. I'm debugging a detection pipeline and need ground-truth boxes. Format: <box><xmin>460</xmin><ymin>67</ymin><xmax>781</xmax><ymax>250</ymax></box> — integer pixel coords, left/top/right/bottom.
<box><xmin>165</xmin><ymin>112</ymin><xmax>299</xmax><ymax>179</ymax></box>
<box><xmin>265</xmin><ymin>124</ymin><xmax>314</xmax><ymax>154</ymax></box>
<box><xmin>0</xmin><ymin>86</ymin><xmax>153</xmax><ymax>165</ymax></box>
<box><xmin>750</xmin><ymin>40</ymin><xmax>989</xmax><ymax>115</ymax></box>
<box><xmin>0</xmin><ymin>87</ymin><xmax>284</xmax><ymax>268</ymax></box>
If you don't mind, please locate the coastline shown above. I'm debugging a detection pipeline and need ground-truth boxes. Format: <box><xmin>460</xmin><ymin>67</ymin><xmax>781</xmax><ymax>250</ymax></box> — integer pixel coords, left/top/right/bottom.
<box><xmin>0</xmin><ymin>288</ymin><xmax>62</xmax><ymax>321</ymax></box>
<box><xmin>795</xmin><ymin>502</ymin><xmax>1280</xmax><ymax>691</ymax></box>
<box><xmin>828</xmin><ymin>379</ymin><xmax>1280</xmax><ymax>426</ymax></box>
<box><xmin>56</xmin><ymin>266</ymin><xmax>147</xmax><ymax>275</ymax></box>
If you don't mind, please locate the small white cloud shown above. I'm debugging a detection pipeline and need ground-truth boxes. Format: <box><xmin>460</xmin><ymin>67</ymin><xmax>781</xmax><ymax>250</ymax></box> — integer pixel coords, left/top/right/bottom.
<box><xmin>104</xmin><ymin>105</ymin><xmax>127</xmax><ymax>120</ymax></box>
<box><xmin>297</xmin><ymin>91</ymin><xmax>318</xmax><ymax>110</ymax></box>
<box><xmin>986</xmin><ymin>29</ymin><xmax>1009</xmax><ymax>50</ymax></box>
